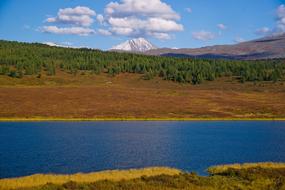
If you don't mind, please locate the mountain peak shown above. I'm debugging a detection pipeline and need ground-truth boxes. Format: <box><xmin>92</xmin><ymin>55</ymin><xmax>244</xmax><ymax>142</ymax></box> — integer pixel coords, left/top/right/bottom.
<box><xmin>111</xmin><ymin>38</ymin><xmax>157</xmax><ymax>52</ymax></box>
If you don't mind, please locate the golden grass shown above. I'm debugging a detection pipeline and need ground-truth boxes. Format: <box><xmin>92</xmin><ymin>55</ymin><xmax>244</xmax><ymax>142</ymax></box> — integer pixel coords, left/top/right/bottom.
<box><xmin>0</xmin><ymin>167</ymin><xmax>181</xmax><ymax>190</ymax></box>
<box><xmin>208</xmin><ymin>162</ymin><xmax>285</xmax><ymax>174</ymax></box>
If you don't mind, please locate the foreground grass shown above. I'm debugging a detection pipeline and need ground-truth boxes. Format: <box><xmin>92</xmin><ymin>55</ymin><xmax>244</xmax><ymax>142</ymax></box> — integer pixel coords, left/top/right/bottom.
<box><xmin>208</xmin><ymin>162</ymin><xmax>285</xmax><ymax>175</ymax></box>
<box><xmin>0</xmin><ymin>167</ymin><xmax>180</xmax><ymax>190</ymax></box>
<box><xmin>1</xmin><ymin>163</ymin><xmax>285</xmax><ymax>190</ymax></box>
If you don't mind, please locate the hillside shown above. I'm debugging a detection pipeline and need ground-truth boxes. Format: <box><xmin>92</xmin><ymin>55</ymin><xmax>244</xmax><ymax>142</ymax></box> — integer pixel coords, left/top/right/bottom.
<box><xmin>147</xmin><ymin>34</ymin><xmax>285</xmax><ymax>60</ymax></box>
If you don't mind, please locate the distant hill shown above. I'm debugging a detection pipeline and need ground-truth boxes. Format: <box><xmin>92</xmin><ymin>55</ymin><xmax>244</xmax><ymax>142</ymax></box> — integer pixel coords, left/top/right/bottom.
<box><xmin>146</xmin><ymin>34</ymin><xmax>285</xmax><ymax>60</ymax></box>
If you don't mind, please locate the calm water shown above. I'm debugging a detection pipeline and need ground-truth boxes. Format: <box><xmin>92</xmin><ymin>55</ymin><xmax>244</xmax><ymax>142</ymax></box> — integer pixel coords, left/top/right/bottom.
<box><xmin>0</xmin><ymin>121</ymin><xmax>285</xmax><ymax>178</ymax></box>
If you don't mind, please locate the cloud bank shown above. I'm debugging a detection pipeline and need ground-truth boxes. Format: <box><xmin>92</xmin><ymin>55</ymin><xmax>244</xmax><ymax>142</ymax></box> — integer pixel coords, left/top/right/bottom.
<box><xmin>255</xmin><ymin>4</ymin><xmax>285</xmax><ymax>36</ymax></box>
<box><xmin>255</xmin><ymin>27</ymin><xmax>271</xmax><ymax>36</ymax></box>
<box><xmin>42</xmin><ymin>6</ymin><xmax>96</xmax><ymax>36</ymax></box>
<box><xmin>217</xmin><ymin>24</ymin><xmax>227</xmax><ymax>30</ymax></box>
<box><xmin>98</xmin><ymin>0</ymin><xmax>184</xmax><ymax>40</ymax></box>
<box><xmin>46</xmin><ymin>6</ymin><xmax>96</xmax><ymax>27</ymax></box>
<box><xmin>276</xmin><ymin>4</ymin><xmax>285</xmax><ymax>34</ymax></box>
<box><xmin>192</xmin><ymin>30</ymin><xmax>215</xmax><ymax>41</ymax></box>
<box><xmin>42</xmin><ymin>26</ymin><xmax>95</xmax><ymax>36</ymax></box>
<box><xmin>41</xmin><ymin>1</ymin><xmax>183</xmax><ymax>40</ymax></box>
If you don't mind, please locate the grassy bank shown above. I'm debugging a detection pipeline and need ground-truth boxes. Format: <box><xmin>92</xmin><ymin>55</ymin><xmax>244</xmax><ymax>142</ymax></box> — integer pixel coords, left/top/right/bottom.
<box><xmin>1</xmin><ymin>163</ymin><xmax>285</xmax><ymax>190</ymax></box>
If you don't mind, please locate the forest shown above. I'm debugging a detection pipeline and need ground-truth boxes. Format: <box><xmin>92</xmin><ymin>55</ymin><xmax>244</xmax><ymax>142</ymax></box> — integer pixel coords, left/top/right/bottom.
<box><xmin>0</xmin><ymin>40</ymin><xmax>284</xmax><ymax>84</ymax></box>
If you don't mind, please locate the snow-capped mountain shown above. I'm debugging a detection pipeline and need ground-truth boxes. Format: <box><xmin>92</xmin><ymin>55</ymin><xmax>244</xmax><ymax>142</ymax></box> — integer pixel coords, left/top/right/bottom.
<box><xmin>111</xmin><ymin>38</ymin><xmax>157</xmax><ymax>52</ymax></box>
<box><xmin>43</xmin><ymin>42</ymin><xmax>68</xmax><ymax>48</ymax></box>
<box><xmin>43</xmin><ymin>42</ymin><xmax>81</xmax><ymax>49</ymax></box>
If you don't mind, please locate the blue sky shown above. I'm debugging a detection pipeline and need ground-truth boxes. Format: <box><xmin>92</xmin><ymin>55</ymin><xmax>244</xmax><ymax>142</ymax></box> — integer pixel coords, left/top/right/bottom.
<box><xmin>0</xmin><ymin>0</ymin><xmax>284</xmax><ymax>50</ymax></box>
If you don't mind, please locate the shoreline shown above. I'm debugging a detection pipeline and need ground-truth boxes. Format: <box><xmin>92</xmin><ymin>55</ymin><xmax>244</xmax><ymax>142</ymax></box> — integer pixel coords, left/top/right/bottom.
<box><xmin>1</xmin><ymin>117</ymin><xmax>285</xmax><ymax>122</ymax></box>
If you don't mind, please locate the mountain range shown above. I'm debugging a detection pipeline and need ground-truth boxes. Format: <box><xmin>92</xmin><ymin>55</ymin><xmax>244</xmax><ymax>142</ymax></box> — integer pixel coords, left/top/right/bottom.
<box><xmin>111</xmin><ymin>34</ymin><xmax>285</xmax><ymax>60</ymax></box>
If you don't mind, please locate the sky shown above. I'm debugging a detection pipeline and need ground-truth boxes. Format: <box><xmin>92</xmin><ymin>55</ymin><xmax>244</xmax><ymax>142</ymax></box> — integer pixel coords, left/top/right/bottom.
<box><xmin>0</xmin><ymin>0</ymin><xmax>285</xmax><ymax>50</ymax></box>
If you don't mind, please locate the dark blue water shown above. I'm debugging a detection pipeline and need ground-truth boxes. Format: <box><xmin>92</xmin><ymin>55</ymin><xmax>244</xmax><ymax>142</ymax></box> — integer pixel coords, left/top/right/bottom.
<box><xmin>0</xmin><ymin>121</ymin><xmax>285</xmax><ymax>178</ymax></box>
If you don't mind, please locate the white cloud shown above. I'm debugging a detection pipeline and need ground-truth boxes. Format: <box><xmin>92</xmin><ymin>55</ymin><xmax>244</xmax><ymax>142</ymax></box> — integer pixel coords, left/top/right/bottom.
<box><xmin>254</xmin><ymin>4</ymin><xmax>285</xmax><ymax>36</ymax></box>
<box><xmin>217</xmin><ymin>24</ymin><xmax>226</xmax><ymax>30</ymax></box>
<box><xmin>97</xmin><ymin>14</ymin><xmax>105</xmax><ymax>24</ymax></box>
<box><xmin>42</xmin><ymin>6</ymin><xmax>96</xmax><ymax>36</ymax></box>
<box><xmin>108</xmin><ymin>17</ymin><xmax>182</xmax><ymax>32</ymax></box>
<box><xmin>111</xmin><ymin>27</ymin><xmax>134</xmax><ymax>35</ymax></box>
<box><xmin>276</xmin><ymin>23</ymin><xmax>285</xmax><ymax>34</ymax></box>
<box><xmin>98</xmin><ymin>0</ymin><xmax>183</xmax><ymax>40</ymax></box>
<box><xmin>276</xmin><ymin>4</ymin><xmax>285</xmax><ymax>34</ymax></box>
<box><xmin>234</xmin><ymin>37</ymin><xmax>245</xmax><ymax>43</ymax></box>
<box><xmin>146</xmin><ymin>18</ymin><xmax>183</xmax><ymax>32</ymax></box>
<box><xmin>277</xmin><ymin>4</ymin><xmax>285</xmax><ymax>18</ymax></box>
<box><xmin>108</xmin><ymin>17</ymin><xmax>141</xmax><ymax>28</ymax></box>
<box><xmin>105</xmin><ymin>0</ymin><xmax>180</xmax><ymax>20</ymax></box>
<box><xmin>98</xmin><ymin>29</ymin><xmax>112</xmax><ymax>36</ymax></box>
<box><xmin>186</xmin><ymin>8</ymin><xmax>192</xmax><ymax>13</ymax></box>
<box><xmin>105</xmin><ymin>17</ymin><xmax>182</xmax><ymax>38</ymax></box>
<box><xmin>46</xmin><ymin>6</ymin><xmax>96</xmax><ymax>27</ymax></box>
<box><xmin>59</xmin><ymin>6</ymin><xmax>96</xmax><ymax>16</ymax></box>
<box><xmin>192</xmin><ymin>30</ymin><xmax>215</xmax><ymax>41</ymax></box>
<box><xmin>41</xmin><ymin>26</ymin><xmax>95</xmax><ymax>36</ymax></box>
<box><xmin>47</xmin><ymin>15</ymin><xmax>94</xmax><ymax>27</ymax></box>
<box><xmin>255</xmin><ymin>27</ymin><xmax>271</xmax><ymax>36</ymax></box>
<box><xmin>148</xmin><ymin>32</ymin><xmax>171</xmax><ymax>40</ymax></box>
<box><xmin>42</xmin><ymin>1</ymin><xmax>182</xmax><ymax>39</ymax></box>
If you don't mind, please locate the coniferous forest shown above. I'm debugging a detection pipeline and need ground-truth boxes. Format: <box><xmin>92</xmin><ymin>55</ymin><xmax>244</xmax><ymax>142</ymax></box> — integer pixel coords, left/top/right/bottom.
<box><xmin>0</xmin><ymin>40</ymin><xmax>284</xmax><ymax>84</ymax></box>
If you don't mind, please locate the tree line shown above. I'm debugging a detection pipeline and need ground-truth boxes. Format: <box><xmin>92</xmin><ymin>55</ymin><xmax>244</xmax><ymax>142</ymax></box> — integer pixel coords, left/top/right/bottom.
<box><xmin>0</xmin><ymin>40</ymin><xmax>284</xmax><ymax>84</ymax></box>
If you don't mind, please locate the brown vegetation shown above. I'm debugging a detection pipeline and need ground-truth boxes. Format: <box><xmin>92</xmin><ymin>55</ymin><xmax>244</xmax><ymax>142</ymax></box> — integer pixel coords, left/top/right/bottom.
<box><xmin>0</xmin><ymin>72</ymin><xmax>285</xmax><ymax>119</ymax></box>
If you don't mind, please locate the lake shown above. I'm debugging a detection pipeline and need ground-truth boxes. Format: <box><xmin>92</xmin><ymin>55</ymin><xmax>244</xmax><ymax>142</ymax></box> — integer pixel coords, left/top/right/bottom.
<box><xmin>0</xmin><ymin>121</ymin><xmax>285</xmax><ymax>178</ymax></box>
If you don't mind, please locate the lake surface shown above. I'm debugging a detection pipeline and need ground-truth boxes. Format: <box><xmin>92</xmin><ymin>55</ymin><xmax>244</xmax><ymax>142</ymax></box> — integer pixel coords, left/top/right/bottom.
<box><xmin>0</xmin><ymin>121</ymin><xmax>285</xmax><ymax>178</ymax></box>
